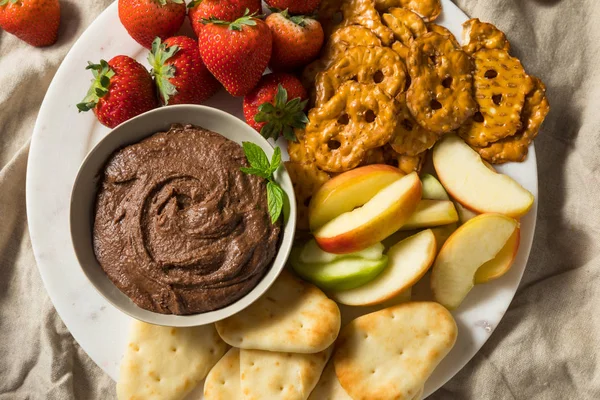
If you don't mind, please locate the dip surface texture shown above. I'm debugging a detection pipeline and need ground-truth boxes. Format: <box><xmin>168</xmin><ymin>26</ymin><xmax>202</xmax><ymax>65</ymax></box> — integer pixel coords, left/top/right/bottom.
<box><xmin>93</xmin><ymin>124</ymin><xmax>281</xmax><ymax>315</ymax></box>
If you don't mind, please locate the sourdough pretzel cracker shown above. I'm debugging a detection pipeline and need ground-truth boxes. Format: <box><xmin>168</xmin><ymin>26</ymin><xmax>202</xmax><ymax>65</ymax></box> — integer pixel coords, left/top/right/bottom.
<box><xmin>305</xmin><ymin>81</ymin><xmax>398</xmax><ymax>172</ymax></box>
<box><xmin>382</xmin><ymin>7</ymin><xmax>427</xmax><ymax>48</ymax></box>
<box><xmin>341</xmin><ymin>0</ymin><xmax>395</xmax><ymax>45</ymax></box>
<box><xmin>285</xmin><ymin>161</ymin><xmax>330</xmax><ymax>231</ymax></box>
<box><xmin>374</xmin><ymin>0</ymin><xmax>442</xmax><ymax>22</ymax></box>
<box><xmin>315</xmin><ymin>46</ymin><xmax>406</xmax><ymax>106</ymax></box>
<box><xmin>427</xmin><ymin>23</ymin><xmax>460</xmax><ymax>48</ymax></box>
<box><xmin>459</xmin><ymin>49</ymin><xmax>534</xmax><ymax>147</ymax></box>
<box><xmin>391</xmin><ymin>40</ymin><xmax>410</xmax><ymax>61</ymax></box>
<box><xmin>407</xmin><ymin>32</ymin><xmax>477</xmax><ymax>133</ymax></box>
<box><xmin>389</xmin><ymin>94</ymin><xmax>438</xmax><ymax>156</ymax></box>
<box><xmin>462</xmin><ymin>18</ymin><xmax>510</xmax><ymax>55</ymax></box>
<box><xmin>388</xmin><ymin>147</ymin><xmax>427</xmax><ymax>175</ymax></box>
<box><xmin>476</xmin><ymin>76</ymin><xmax>549</xmax><ymax>163</ymax></box>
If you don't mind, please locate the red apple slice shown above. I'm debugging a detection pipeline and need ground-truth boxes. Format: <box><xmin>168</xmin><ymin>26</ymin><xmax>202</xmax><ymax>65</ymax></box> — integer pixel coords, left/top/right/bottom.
<box><xmin>314</xmin><ymin>172</ymin><xmax>422</xmax><ymax>254</ymax></box>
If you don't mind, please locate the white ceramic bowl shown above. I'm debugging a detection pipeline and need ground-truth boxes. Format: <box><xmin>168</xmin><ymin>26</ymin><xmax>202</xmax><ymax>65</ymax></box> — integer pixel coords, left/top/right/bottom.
<box><xmin>70</xmin><ymin>105</ymin><xmax>296</xmax><ymax>327</ymax></box>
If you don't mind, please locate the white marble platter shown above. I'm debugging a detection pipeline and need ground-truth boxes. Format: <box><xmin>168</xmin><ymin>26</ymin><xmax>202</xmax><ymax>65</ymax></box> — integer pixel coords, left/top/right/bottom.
<box><xmin>25</xmin><ymin>1</ymin><xmax>538</xmax><ymax>398</ymax></box>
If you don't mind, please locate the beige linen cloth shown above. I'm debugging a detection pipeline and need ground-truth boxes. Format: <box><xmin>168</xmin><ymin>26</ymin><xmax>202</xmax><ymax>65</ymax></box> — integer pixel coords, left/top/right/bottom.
<box><xmin>1</xmin><ymin>0</ymin><xmax>599</xmax><ymax>399</ymax></box>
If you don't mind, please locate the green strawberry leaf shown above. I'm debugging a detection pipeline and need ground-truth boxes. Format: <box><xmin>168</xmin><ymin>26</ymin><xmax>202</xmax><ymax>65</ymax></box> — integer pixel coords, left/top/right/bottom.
<box><xmin>0</xmin><ymin>0</ymin><xmax>19</xmax><ymax>6</ymax></box>
<box><xmin>156</xmin><ymin>0</ymin><xmax>183</xmax><ymax>5</ymax></box>
<box><xmin>202</xmin><ymin>9</ymin><xmax>262</xmax><ymax>30</ymax></box>
<box><xmin>148</xmin><ymin>37</ymin><xmax>179</xmax><ymax>105</ymax></box>
<box><xmin>188</xmin><ymin>0</ymin><xmax>202</xmax><ymax>8</ymax></box>
<box><xmin>255</xmin><ymin>85</ymin><xmax>307</xmax><ymax>142</ymax></box>
<box><xmin>267</xmin><ymin>181</ymin><xmax>284</xmax><ymax>223</ymax></box>
<box><xmin>77</xmin><ymin>60</ymin><xmax>115</xmax><ymax>113</ymax></box>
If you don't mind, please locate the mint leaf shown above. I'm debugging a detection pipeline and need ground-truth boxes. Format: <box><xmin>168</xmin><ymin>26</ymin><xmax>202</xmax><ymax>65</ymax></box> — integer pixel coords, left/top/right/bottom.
<box><xmin>267</xmin><ymin>181</ymin><xmax>284</xmax><ymax>223</ymax></box>
<box><xmin>242</xmin><ymin>142</ymin><xmax>270</xmax><ymax>171</ymax></box>
<box><xmin>269</xmin><ymin>147</ymin><xmax>281</xmax><ymax>175</ymax></box>
<box><xmin>240</xmin><ymin>166</ymin><xmax>269</xmax><ymax>179</ymax></box>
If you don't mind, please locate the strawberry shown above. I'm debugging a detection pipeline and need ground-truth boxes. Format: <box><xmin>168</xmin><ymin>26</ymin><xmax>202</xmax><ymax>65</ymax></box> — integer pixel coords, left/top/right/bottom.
<box><xmin>148</xmin><ymin>37</ymin><xmax>220</xmax><ymax>105</ymax></box>
<box><xmin>266</xmin><ymin>10</ymin><xmax>324</xmax><ymax>72</ymax></box>
<box><xmin>243</xmin><ymin>73</ymin><xmax>308</xmax><ymax>141</ymax></box>
<box><xmin>0</xmin><ymin>0</ymin><xmax>60</xmax><ymax>47</ymax></box>
<box><xmin>118</xmin><ymin>0</ymin><xmax>186</xmax><ymax>49</ymax></box>
<box><xmin>187</xmin><ymin>0</ymin><xmax>262</xmax><ymax>38</ymax></box>
<box><xmin>199</xmin><ymin>11</ymin><xmax>272</xmax><ymax>97</ymax></box>
<box><xmin>77</xmin><ymin>56</ymin><xmax>158</xmax><ymax>129</ymax></box>
<box><xmin>265</xmin><ymin>0</ymin><xmax>321</xmax><ymax>15</ymax></box>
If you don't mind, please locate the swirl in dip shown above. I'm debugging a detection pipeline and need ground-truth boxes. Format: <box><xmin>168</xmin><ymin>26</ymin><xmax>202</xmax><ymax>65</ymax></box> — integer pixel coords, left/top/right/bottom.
<box><xmin>93</xmin><ymin>124</ymin><xmax>282</xmax><ymax>315</ymax></box>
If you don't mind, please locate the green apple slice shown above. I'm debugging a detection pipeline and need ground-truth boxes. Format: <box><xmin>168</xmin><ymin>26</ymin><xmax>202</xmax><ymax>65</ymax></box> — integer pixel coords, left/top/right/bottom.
<box><xmin>290</xmin><ymin>249</ymin><xmax>389</xmax><ymax>291</ymax></box>
<box><xmin>299</xmin><ymin>240</ymin><xmax>384</xmax><ymax>264</ymax></box>
<box><xmin>421</xmin><ymin>173</ymin><xmax>449</xmax><ymax>201</ymax></box>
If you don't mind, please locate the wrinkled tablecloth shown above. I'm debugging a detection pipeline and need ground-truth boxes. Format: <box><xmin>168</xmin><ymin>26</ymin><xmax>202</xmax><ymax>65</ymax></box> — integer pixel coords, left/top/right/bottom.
<box><xmin>1</xmin><ymin>0</ymin><xmax>599</xmax><ymax>399</ymax></box>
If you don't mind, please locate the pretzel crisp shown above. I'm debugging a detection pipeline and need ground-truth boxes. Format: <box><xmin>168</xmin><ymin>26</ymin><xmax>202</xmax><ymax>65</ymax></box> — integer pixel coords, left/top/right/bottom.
<box><xmin>462</xmin><ymin>18</ymin><xmax>510</xmax><ymax>55</ymax></box>
<box><xmin>382</xmin><ymin>7</ymin><xmax>427</xmax><ymax>47</ymax></box>
<box><xmin>341</xmin><ymin>0</ymin><xmax>395</xmax><ymax>45</ymax></box>
<box><xmin>389</xmin><ymin>93</ymin><xmax>438</xmax><ymax>155</ymax></box>
<box><xmin>428</xmin><ymin>23</ymin><xmax>460</xmax><ymax>48</ymax></box>
<box><xmin>285</xmin><ymin>161</ymin><xmax>330</xmax><ymax>231</ymax></box>
<box><xmin>407</xmin><ymin>32</ymin><xmax>477</xmax><ymax>134</ymax></box>
<box><xmin>459</xmin><ymin>49</ymin><xmax>534</xmax><ymax>147</ymax></box>
<box><xmin>374</xmin><ymin>0</ymin><xmax>442</xmax><ymax>22</ymax></box>
<box><xmin>305</xmin><ymin>81</ymin><xmax>398</xmax><ymax>172</ymax></box>
<box><xmin>315</xmin><ymin>45</ymin><xmax>406</xmax><ymax>106</ymax></box>
<box><xmin>359</xmin><ymin>145</ymin><xmax>425</xmax><ymax>174</ymax></box>
<box><xmin>302</xmin><ymin>25</ymin><xmax>382</xmax><ymax>101</ymax></box>
<box><xmin>475</xmin><ymin>77</ymin><xmax>549</xmax><ymax>163</ymax></box>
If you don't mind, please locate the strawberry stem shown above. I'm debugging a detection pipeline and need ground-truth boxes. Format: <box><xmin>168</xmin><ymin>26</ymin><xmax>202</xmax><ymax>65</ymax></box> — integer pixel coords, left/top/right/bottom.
<box><xmin>77</xmin><ymin>60</ymin><xmax>115</xmax><ymax>112</ymax></box>
<box><xmin>255</xmin><ymin>85</ymin><xmax>308</xmax><ymax>141</ymax></box>
<box><xmin>187</xmin><ymin>0</ymin><xmax>202</xmax><ymax>7</ymax></box>
<box><xmin>147</xmin><ymin>37</ymin><xmax>179</xmax><ymax>105</ymax></box>
<box><xmin>201</xmin><ymin>9</ymin><xmax>262</xmax><ymax>31</ymax></box>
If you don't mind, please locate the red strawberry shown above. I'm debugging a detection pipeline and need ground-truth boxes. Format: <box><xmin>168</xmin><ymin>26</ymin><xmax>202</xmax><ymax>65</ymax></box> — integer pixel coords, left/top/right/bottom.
<box><xmin>77</xmin><ymin>56</ymin><xmax>158</xmax><ymax>128</ymax></box>
<box><xmin>187</xmin><ymin>0</ymin><xmax>262</xmax><ymax>38</ymax></box>
<box><xmin>243</xmin><ymin>73</ymin><xmax>308</xmax><ymax>141</ymax></box>
<box><xmin>0</xmin><ymin>0</ymin><xmax>60</xmax><ymax>47</ymax></box>
<box><xmin>118</xmin><ymin>0</ymin><xmax>186</xmax><ymax>49</ymax></box>
<box><xmin>266</xmin><ymin>10</ymin><xmax>324</xmax><ymax>72</ymax></box>
<box><xmin>199</xmin><ymin>11</ymin><xmax>272</xmax><ymax>97</ymax></box>
<box><xmin>265</xmin><ymin>0</ymin><xmax>321</xmax><ymax>15</ymax></box>
<box><xmin>148</xmin><ymin>37</ymin><xmax>220</xmax><ymax>105</ymax></box>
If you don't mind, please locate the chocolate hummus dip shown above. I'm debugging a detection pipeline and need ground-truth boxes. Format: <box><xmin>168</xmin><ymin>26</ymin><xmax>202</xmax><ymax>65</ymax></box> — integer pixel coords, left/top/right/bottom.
<box><xmin>93</xmin><ymin>124</ymin><xmax>282</xmax><ymax>315</ymax></box>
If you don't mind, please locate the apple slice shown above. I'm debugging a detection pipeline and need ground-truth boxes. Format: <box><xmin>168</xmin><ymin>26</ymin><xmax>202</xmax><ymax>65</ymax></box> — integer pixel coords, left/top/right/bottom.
<box><xmin>474</xmin><ymin>228</ymin><xmax>520</xmax><ymax>284</ymax></box>
<box><xmin>454</xmin><ymin>201</ymin><xmax>478</xmax><ymax>224</ymax></box>
<box><xmin>433</xmin><ymin>134</ymin><xmax>534</xmax><ymax>218</ymax></box>
<box><xmin>401</xmin><ymin>200</ymin><xmax>458</xmax><ymax>230</ymax></box>
<box><xmin>289</xmin><ymin>249</ymin><xmax>389</xmax><ymax>291</ymax></box>
<box><xmin>431</xmin><ymin>214</ymin><xmax>518</xmax><ymax>309</ymax></box>
<box><xmin>421</xmin><ymin>173</ymin><xmax>449</xmax><ymax>200</ymax></box>
<box><xmin>300</xmin><ymin>240</ymin><xmax>384</xmax><ymax>264</ymax></box>
<box><xmin>314</xmin><ymin>172</ymin><xmax>422</xmax><ymax>254</ymax></box>
<box><xmin>329</xmin><ymin>230</ymin><xmax>437</xmax><ymax>306</ymax></box>
<box><xmin>308</xmin><ymin>164</ymin><xmax>405</xmax><ymax>230</ymax></box>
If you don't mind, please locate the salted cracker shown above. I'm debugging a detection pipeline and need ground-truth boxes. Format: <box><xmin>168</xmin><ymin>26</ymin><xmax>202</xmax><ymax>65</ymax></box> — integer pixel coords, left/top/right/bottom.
<box><xmin>203</xmin><ymin>348</ymin><xmax>240</xmax><ymax>400</ymax></box>
<box><xmin>117</xmin><ymin>321</ymin><xmax>228</xmax><ymax>400</ymax></box>
<box><xmin>215</xmin><ymin>270</ymin><xmax>341</xmax><ymax>353</ymax></box>
<box><xmin>334</xmin><ymin>302</ymin><xmax>457</xmax><ymax>400</ymax></box>
<box><xmin>240</xmin><ymin>347</ymin><xmax>331</xmax><ymax>400</ymax></box>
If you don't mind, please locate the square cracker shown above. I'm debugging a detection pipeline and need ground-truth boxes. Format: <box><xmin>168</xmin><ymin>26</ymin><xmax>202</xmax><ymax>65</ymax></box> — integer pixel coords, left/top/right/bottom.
<box><xmin>333</xmin><ymin>302</ymin><xmax>457</xmax><ymax>400</ymax></box>
<box><xmin>117</xmin><ymin>321</ymin><xmax>228</xmax><ymax>400</ymax></box>
<box><xmin>215</xmin><ymin>270</ymin><xmax>341</xmax><ymax>353</ymax></box>
<box><xmin>240</xmin><ymin>347</ymin><xmax>331</xmax><ymax>400</ymax></box>
<box><xmin>204</xmin><ymin>348</ymin><xmax>240</xmax><ymax>400</ymax></box>
<box><xmin>308</xmin><ymin>360</ymin><xmax>424</xmax><ymax>400</ymax></box>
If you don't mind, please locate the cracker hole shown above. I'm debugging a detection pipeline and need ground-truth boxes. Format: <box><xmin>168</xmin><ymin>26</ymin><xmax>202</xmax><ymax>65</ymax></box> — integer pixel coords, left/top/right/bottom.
<box><xmin>441</xmin><ymin>76</ymin><xmax>452</xmax><ymax>88</ymax></box>
<box><xmin>429</xmin><ymin>55</ymin><xmax>437</xmax><ymax>65</ymax></box>
<box><xmin>328</xmin><ymin>139</ymin><xmax>341</xmax><ymax>150</ymax></box>
<box><xmin>485</xmin><ymin>69</ymin><xmax>498</xmax><ymax>79</ymax></box>
<box><xmin>373</xmin><ymin>70</ymin><xmax>384</xmax><ymax>83</ymax></box>
<box><xmin>492</xmin><ymin>94</ymin><xmax>502</xmax><ymax>105</ymax></box>
<box><xmin>337</xmin><ymin>113</ymin><xmax>350</xmax><ymax>125</ymax></box>
<box><xmin>473</xmin><ymin>112</ymin><xmax>484</xmax><ymax>123</ymax></box>
<box><xmin>365</xmin><ymin>110</ymin><xmax>376</xmax><ymax>123</ymax></box>
<box><xmin>430</xmin><ymin>100</ymin><xmax>442</xmax><ymax>110</ymax></box>
<box><xmin>304</xmin><ymin>196</ymin><xmax>312</xmax><ymax>207</ymax></box>
<box><xmin>401</xmin><ymin>119</ymin><xmax>413</xmax><ymax>131</ymax></box>
<box><xmin>350</xmin><ymin>75</ymin><xmax>358</xmax><ymax>82</ymax></box>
